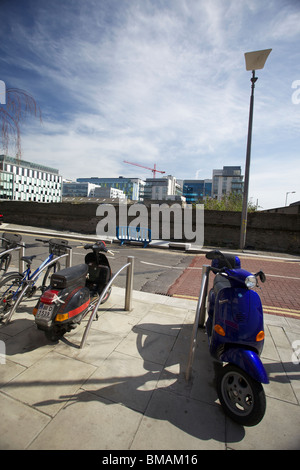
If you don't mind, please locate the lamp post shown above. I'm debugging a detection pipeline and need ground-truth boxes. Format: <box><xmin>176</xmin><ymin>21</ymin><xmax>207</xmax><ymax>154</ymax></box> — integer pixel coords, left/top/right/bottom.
<box><xmin>285</xmin><ymin>191</ymin><xmax>295</xmax><ymax>206</ymax></box>
<box><xmin>239</xmin><ymin>49</ymin><xmax>272</xmax><ymax>250</ymax></box>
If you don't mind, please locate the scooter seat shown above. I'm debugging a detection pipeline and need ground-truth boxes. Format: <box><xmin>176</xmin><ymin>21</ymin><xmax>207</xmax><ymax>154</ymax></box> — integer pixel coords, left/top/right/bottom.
<box><xmin>50</xmin><ymin>264</ymin><xmax>88</xmax><ymax>289</ymax></box>
<box><xmin>213</xmin><ymin>273</ymin><xmax>231</xmax><ymax>295</ymax></box>
<box><xmin>21</xmin><ymin>255</ymin><xmax>37</xmax><ymax>265</ymax></box>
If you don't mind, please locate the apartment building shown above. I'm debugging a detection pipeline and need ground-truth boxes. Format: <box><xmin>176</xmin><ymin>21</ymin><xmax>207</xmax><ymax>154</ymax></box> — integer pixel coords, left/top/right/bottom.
<box><xmin>212</xmin><ymin>166</ymin><xmax>244</xmax><ymax>200</ymax></box>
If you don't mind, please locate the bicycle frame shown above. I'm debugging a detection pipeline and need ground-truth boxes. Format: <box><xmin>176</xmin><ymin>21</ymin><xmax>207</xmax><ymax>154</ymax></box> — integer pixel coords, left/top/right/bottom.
<box><xmin>3</xmin><ymin>252</ymin><xmax>55</xmax><ymax>299</ymax></box>
<box><xmin>4</xmin><ymin>251</ymin><xmax>71</xmax><ymax>324</ymax></box>
<box><xmin>28</xmin><ymin>252</ymin><xmax>55</xmax><ymax>282</ymax></box>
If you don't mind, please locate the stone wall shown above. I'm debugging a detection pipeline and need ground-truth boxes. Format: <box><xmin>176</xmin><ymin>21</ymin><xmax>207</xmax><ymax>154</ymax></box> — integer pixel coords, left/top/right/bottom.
<box><xmin>0</xmin><ymin>200</ymin><xmax>299</xmax><ymax>254</ymax></box>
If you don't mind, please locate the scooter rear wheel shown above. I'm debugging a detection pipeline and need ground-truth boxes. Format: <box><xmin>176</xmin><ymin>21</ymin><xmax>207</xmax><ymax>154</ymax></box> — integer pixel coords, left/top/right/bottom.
<box><xmin>44</xmin><ymin>326</ymin><xmax>66</xmax><ymax>342</ymax></box>
<box><xmin>217</xmin><ymin>364</ymin><xmax>266</xmax><ymax>426</ymax></box>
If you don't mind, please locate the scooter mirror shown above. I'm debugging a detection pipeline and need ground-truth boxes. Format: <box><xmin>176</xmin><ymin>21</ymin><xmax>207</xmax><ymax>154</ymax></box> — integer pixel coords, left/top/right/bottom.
<box><xmin>256</xmin><ymin>271</ymin><xmax>266</xmax><ymax>283</ymax></box>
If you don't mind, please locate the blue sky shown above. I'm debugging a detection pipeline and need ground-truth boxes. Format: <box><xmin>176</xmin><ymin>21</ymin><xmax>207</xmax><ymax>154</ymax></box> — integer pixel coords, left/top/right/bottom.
<box><xmin>0</xmin><ymin>0</ymin><xmax>299</xmax><ymax>209</ymax></box>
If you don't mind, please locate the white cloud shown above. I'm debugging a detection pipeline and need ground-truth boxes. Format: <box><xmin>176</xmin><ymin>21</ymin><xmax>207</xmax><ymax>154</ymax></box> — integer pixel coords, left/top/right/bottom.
<box><xmin>2</xmin><ymin>0</ymin><xmax>300</xmax><ymax>209</ymax></box>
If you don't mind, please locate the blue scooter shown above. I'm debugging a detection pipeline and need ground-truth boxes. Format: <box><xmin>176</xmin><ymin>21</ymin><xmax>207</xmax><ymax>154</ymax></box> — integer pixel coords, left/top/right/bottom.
<box><xmin>204</xmin><ymin>250</ymin><xmax>268</xmax><ymax>426</ymax></box>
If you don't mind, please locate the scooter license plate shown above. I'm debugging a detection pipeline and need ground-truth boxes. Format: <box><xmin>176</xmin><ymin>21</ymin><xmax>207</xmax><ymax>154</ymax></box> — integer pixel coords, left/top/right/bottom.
<box><xmin>36</xmin><ymin>303</ymin><xmax>55</xmax><ymax>320</ymax></box>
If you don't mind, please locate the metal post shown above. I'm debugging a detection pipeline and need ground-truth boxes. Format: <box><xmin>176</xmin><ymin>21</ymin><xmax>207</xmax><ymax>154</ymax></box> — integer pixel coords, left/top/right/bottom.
<box><xmin>240</xmin><ymin>70</ymin><xmax>257</xmax><ymax>250</ymax></box>
<box><xmin>125</xmin><ymin>256</ymin><xmax>134</xmax><ymax>311</ymax></box>
<box><xmin>19</xmin><ymin>243</ymin><xmax>25</xmax><ymax>273</ymax></box>
<box><xmin>185</xmin><ymin>265</ymin><xmax>210</xmax><ymax>381</ymax></box>
<box><xmin>66</xmin><ymin>247</ymin><xmax>72</xmax><ymax>268</ymax></box>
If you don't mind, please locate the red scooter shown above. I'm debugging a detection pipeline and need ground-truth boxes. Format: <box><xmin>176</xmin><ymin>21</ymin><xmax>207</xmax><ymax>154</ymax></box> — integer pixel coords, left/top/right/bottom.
<box><xmin>34</xmin><ymin>241</ymin><xmax>112</xmax><ymax>341</ymax></box>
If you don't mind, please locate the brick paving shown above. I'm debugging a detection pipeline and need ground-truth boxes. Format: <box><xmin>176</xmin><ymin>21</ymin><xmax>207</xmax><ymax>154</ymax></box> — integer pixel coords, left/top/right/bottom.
<box><xmin>167</xmin><ymin>254</ymin><xmax>300</xmax><ymax>320</ymax></box>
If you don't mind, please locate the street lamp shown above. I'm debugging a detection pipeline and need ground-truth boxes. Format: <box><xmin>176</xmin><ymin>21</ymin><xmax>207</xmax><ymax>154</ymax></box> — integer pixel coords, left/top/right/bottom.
<box><xmin>285</xmin><ymin>191</ymin><xmax>296</xmax><ymax>206</ymax></box>
<box><xmin>239</xmin><ymin>48</ymin><xmax>272</xmax><ymax>250</ymax></box>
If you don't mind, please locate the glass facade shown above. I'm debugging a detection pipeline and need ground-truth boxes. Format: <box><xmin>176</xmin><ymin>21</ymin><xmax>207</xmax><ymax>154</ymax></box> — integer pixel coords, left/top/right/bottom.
<box><xmin>77</xmin><ymin>177</ymin><xmax>144</xmax><ymax>201</ymax></box>
<box><xmin>183</xmin><ymin>180</ymin><xmax>212</xmax><ymax>203</ymax></box>
<box><xmin>0</xmin><ymin>171</ymin><xmax>14</xmax><ymax>200</ymax></box>
<box><xmin>0</xmin><ymin>155</ymin><xmax>62</xmax><ymax>202</ymax></box>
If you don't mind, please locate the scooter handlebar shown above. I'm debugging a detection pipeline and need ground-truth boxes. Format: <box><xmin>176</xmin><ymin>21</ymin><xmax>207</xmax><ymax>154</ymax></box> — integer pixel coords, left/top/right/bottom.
<box><xmin>36</xmin><ymin>238</ymin><xmax>70</xmax><ymax>246</ymax></box>
<box><xmin>209</xmin><ymin>266</ymin><xmax>225</xmax><ymax>275</ymax></box>
<box><xmin>83</xmin><ymin>241</ymin><xmax>109</xmax><ymax>252</ymax></box>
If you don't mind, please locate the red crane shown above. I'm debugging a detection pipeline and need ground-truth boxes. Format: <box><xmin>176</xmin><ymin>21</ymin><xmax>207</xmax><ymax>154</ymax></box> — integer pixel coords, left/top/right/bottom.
<box><xmin>123</xmin><ymin>160</ymin><xmax>165</xmax><ymax>178</ymax></box>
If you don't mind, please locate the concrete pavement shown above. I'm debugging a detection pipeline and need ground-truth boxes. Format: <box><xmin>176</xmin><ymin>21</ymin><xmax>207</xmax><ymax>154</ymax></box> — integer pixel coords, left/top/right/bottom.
<box><xmin>0</xmin><ymin>286</ymin><xmax>299</xmax><ymax>450</ymax></box>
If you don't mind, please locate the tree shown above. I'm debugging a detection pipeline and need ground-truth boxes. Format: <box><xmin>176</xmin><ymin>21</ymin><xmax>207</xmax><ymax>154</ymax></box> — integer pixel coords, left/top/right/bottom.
<box><xmin>203</xmin><ymin>193</ymin><xmax>258</xmax><ymax>212</ymax></box>
<box><xmin>0</xmin><ymin>87</ymin><xmax>42</xmax><ymax>159</ymax></box>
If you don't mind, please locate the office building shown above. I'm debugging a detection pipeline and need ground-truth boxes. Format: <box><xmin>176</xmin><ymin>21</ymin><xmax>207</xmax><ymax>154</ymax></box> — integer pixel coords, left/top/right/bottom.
<box><xmin>62</xmin><ymin>181</ymin><xmax>100</xmax><ymax>198</ymax></box>
<box><xmin>0</xmin><ymin>154</ymin><xmax>62</xmax><ymax>202</ymax></box>
<box><xmin>77</xmin><ymin>177</ymin><xmax>145</xmax><ymax>201</ymax></box>
<box><xmin>183</xmin><ymin>179</ymin><xmax>212</xmax><ymax>203</ymax></box>
<box><xmin>94</xmin><ymin>186</ymin><xmax>126</xmax><ymax>199</ymax></box>
<box><xmin>143</xmin><ymin>175</ymin><xmax>182</xmax><ymax>200</ymax></box>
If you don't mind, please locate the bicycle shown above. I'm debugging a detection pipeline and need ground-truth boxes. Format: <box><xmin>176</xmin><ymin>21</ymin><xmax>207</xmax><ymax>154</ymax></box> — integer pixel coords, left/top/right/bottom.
<box><xmin>0</xmin><ymin>238</ymin><xmax>72</xmax><ymax>324</ymax></box>
<box><xmin>0</xmin><ymin>232</ymin><xmax>24</xmax><ymax>275</ymax></box>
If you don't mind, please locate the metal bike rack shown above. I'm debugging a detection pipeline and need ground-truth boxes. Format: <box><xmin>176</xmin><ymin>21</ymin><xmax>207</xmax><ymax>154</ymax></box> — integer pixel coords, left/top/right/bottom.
<box><xmin>80</xmin><ymin>256</ymin><xmax>134</xmax><ymax>349</ymax></box>
<box><xmin>185</xmin><ymin>265</ymin><xmax>210</xmax><ymax>381</ymax></box>
<box><xmin>4</xmin><ymin>248</ymin><xmax>73</xmax><ymax>325</ymax></box>
<box><xmin>0</xmin><ymin>243</ymin><xmax>25</xmax><ymax>274</ymax></box>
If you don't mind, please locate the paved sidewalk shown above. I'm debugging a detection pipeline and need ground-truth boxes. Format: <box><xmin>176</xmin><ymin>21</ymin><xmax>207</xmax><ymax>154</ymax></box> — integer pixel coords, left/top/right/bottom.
<box><xmin>168</xmin><ymin>254</ymin><xmax>300</xmax><ymax>320</ymax></box>
<box><xmin>0</xmin><ymin>286</ymin><xmax>299</xmax><ymax>450</ymax></box>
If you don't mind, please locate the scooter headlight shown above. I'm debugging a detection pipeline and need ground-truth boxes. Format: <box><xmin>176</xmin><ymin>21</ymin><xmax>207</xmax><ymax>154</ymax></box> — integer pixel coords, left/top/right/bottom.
<box><xmin>245</xmin><ymin>275</ymin><xmax>257</xmax><ymax>289</ymax></box>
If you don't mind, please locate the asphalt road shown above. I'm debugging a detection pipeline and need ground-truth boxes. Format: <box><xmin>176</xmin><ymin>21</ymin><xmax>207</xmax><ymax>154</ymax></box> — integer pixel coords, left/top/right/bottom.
<box><xmin>4</xmin><ymin>231</ymin><xmax>300</xmax><ymax>319</ymax></box>
<box><xmin>7</xmin><ymin>233</ymin><xmax>196</xmax><ymax>296</ymax></box>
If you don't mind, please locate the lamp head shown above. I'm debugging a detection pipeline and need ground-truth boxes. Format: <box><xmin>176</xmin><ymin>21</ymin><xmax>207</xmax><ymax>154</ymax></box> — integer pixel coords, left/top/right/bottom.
<box><xmin>244</xmin><ymin>49</ymin><xmax>272</xmax><ymax>71</ymax></box>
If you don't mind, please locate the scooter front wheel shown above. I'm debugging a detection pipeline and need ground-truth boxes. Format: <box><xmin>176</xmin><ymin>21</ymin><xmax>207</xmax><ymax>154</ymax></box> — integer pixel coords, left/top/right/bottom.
<box><xmin>217</xmin><ymin>364</ymin><xmax>266</xmax><ymax>426</ymax></box>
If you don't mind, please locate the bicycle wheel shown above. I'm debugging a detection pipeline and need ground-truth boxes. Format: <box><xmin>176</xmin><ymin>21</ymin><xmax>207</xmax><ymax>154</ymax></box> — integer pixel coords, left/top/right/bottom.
<box><xmin>41</xmin><ymin>260</ymin><xmax>61</xmax><ymax>292</ymax></box>
<box><xmin>0</xmin><ymin>273</ymin><xmax>23</xmax><ymax>320</ymax></box>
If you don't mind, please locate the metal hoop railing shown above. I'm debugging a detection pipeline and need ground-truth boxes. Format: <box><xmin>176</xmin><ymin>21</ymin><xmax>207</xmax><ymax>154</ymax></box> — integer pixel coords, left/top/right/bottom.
<box><xmin>80</xmin><ymin>256</ymin><xmax>134</xmax><ymax>349</ymax></box>
<box><xmin>185</xmin><ymin>265</ymin><xmax>210</xmax><ymax>381</ymax></box>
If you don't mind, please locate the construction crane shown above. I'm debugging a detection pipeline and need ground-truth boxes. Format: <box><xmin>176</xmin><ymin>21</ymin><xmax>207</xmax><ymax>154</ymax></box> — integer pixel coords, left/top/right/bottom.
<box><xmin>123</xmin><ymin>160</ymin><xmax>165</xmax><ymax>178</ymax></box>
